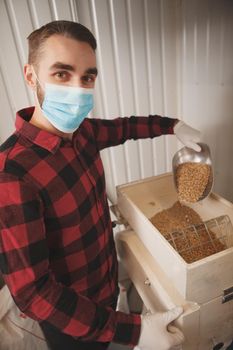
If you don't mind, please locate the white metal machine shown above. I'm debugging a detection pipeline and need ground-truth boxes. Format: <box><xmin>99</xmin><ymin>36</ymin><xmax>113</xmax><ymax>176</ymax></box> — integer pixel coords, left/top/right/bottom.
<box><xmin>115</xmin><ymin>173</ymin><xmax>233</xmax><ymax>350</ymax></box>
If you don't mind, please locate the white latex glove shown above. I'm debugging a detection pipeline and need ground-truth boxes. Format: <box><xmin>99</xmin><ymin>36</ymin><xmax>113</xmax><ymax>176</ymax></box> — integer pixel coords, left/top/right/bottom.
<box><xmin>174</xmin><ymin>120</ymin><xmax>201</xmax><ymax>152</ymax></box>
<box><xmin>137</xmin><ymin>306</ymin><xmax>184</xmax><ymax>350</ymax></box>
<box><xmin>116</xmin><ymin>281</ymin><xmax>130</xmax><ymax>314</ymax></box>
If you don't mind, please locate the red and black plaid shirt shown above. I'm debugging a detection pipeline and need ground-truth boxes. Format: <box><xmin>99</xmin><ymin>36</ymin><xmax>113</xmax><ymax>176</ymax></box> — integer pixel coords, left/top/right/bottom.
<box><xmin>0</xmin><ymin>107</ymin><xmax>176</xmax><ymax>346</ymax></box>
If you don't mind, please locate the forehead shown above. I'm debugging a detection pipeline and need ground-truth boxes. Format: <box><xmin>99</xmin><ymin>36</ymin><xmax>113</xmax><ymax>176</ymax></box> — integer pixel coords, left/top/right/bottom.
<box><xmin>39</xmin><ymin>34</ymin><xmax>96</xmax><ymax>70</ymax></box>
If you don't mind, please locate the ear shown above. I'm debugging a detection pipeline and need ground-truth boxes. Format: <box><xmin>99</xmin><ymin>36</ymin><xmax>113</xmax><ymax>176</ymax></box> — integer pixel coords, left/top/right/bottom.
<box><xmin>24</xmin><ymin>64</ymin><xmax>37</xmax><ymax>91</ymax></box>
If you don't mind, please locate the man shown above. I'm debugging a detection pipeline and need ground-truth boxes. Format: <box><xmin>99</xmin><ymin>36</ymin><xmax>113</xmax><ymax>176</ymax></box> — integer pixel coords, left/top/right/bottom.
<box><xmin>0</xmin><ymin>20</ymin><xmax>200</xmax><ymax>350</ymax></box>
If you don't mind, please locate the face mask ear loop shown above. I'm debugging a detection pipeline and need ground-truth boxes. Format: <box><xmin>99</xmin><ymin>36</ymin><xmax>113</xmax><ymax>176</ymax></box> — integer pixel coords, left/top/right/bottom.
<box><xmin>31</xmin><ymin>65</ymin><xmax>45</xmax><ymax>92</ymax></box>
<box><xmin>31</xmin><ymin>65</ymin><xmax>45</xmax><ymax>109</ymax></box>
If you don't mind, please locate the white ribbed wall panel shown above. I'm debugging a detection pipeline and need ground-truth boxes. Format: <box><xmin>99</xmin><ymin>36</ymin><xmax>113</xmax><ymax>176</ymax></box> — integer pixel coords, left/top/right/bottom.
<box><xmin>177</xmin><ymin>0</ymin><xmax>233</xmax><ymax>202</ymax></box>
<box><xmin>0</xmin><ymin>0</ymin><xmax>233</xmax><ymax>203</ymax></box>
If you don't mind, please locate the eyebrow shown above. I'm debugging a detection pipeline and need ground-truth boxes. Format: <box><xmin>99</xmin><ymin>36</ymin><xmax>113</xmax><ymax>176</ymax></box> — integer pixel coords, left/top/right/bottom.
<box><xmin>85</xmin><ymin>67</ymin><xmax>98</xmax><ymax>76</ymax></box>
<box><xmin>49</xmin><ymin>62</ymin><xmax>98</xmax><ymax>76</ymax></box>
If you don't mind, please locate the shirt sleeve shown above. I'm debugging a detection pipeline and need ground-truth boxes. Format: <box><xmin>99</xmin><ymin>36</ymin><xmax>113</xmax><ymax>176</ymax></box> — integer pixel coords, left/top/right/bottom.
<box><xmin>0</xmin><ymin>172</ymin><xmax>141</xmax><ymax>346</ymax></box>
<box><xmin>85</xmin><ymin>114</ymin><xmax>178</xmax><ymax>150</ymax></box>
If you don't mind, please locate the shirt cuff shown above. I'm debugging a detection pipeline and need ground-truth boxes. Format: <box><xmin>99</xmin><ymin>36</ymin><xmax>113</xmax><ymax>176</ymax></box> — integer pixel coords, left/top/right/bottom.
<box><xmin>162</xmin><ymin>117</ymin><xmax>179</xmax><ymax>134</ymax></box>
<box><xmin>112</xmin><ymin>311</ymin><xmax>141</xmax><ymax>347</ymax></box>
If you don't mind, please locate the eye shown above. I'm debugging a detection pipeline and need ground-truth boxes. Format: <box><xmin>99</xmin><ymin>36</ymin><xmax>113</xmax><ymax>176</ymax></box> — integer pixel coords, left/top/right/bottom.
<box><xmin>54</xmin><ymin>71</ymin><xmax>69</xmax><ymax>80</ymax></box>
<box><xmin>82</xmin><ymin>75</ymin><xmax>96</xmax><ymax>84</ymax></box>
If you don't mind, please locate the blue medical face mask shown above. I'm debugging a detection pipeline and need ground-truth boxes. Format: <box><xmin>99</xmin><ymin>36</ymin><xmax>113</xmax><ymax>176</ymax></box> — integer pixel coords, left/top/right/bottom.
<box><xmin>41</xmin><ymin>84</ymin><xmax>94</xmax><ymax>133</ymax></box>
<box><xmin>33</xmin><ymin>70</ymin><xmax>94</xmax><ymax>133</ymax></box>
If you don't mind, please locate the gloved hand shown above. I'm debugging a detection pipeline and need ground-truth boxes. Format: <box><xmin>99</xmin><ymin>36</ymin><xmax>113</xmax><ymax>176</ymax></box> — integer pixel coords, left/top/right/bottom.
<box><xmin>174</xmin><ymin>120</ymin><xmax>201</xmax><ymax>152</ymax></box>
<box><xmin>116</xmin><ymin>281</ymin><xmax>131</xmax><ymax>314</ymax></box>
<box><xmin>137</xmin><ymin>306</ymin><xmax>184</xmax><ymax>350</ymax></box>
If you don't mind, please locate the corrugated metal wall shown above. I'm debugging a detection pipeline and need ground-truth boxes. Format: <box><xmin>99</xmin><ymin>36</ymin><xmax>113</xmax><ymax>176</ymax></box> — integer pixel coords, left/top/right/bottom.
<box><xmin>0</xmin><ymin>0</ymin><xmax>233</xmax><ymax>203</ymax></box>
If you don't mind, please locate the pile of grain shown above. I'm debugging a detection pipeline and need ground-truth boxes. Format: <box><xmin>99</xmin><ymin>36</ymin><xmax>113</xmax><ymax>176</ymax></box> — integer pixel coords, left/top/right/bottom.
<box><xmin>176</xmin><ymin>162</ymin><xmax>211</xmax><ymax>202</ymax></box>
<box><xmin>150</xmin><ymin>201</ymin><xmax>226</xmax><ymax>263</ymax></box>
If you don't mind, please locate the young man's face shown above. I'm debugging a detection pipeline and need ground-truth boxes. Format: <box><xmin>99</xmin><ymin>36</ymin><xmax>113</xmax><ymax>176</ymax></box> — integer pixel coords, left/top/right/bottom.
<box><xmin>26</xmin><ymin>34</ymin><xmax>97</xmax><ymax>105</ymax></box>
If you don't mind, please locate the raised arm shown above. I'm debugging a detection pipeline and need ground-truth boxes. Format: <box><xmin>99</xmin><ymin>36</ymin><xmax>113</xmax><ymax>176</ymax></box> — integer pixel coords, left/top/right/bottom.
<box><xmin>85</xmin><ymin>115</ymin><xmax>177</xmax><ymax>150</ymax></box>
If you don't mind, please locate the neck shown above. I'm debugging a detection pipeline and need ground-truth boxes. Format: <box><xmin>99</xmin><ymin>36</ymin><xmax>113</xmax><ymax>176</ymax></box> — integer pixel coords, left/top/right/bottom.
<box><xmin>30</xmin><ymin>105</ymin><xmax>73</xmax><ymax>140</ymax></box>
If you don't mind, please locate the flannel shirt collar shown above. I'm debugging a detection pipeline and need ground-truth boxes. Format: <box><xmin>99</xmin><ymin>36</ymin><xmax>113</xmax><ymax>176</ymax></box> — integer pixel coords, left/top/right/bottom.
<box><xmin>15</xmin><ymin>107</ymin><xmax>62</xmax><ymax>153</ymax></box>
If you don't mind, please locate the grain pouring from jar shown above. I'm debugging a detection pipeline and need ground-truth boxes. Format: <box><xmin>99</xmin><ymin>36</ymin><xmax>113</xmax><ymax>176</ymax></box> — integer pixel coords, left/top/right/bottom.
<box><xmin>176</xmin><ymin>162</ymin><xmax>211</xmax><ymax>202</ymax></box>
<box><xmin>172</xmin><ymin>143</ymin><xmax>213</xmax><ymax>203</ymax></box>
